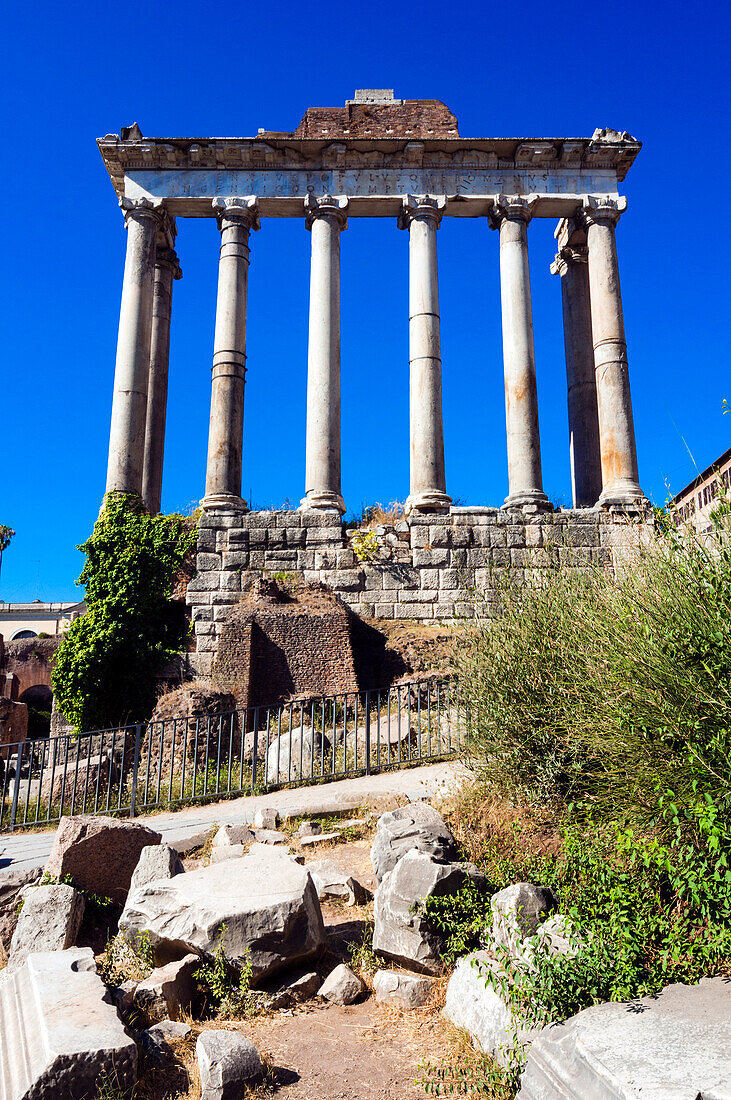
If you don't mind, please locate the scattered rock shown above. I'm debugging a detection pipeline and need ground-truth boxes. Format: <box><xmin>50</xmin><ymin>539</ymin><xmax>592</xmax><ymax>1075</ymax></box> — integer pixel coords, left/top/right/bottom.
<box><xmin>212</xmin><ymin>823</ymin><xmax>255</xmax><ymax>848</ymax></box>
<box><xmin>197</xmin><ymin>1030</ymin><xmax>264</xmax><ymax>1099</ymax></box>
<box><xmin>252</xmin><ymin>828</ymin><xmax>287</xmax><ymax>844</ymax></box>
<box><xmin>373</xmin><ymin>969</ymin><xmax>434</xmax><ymax>1009</ymax></box>
<box><xmin>120</xmin><ymin>844</ymin><xmax>326</xmax><ymax>982</ymax></box>
<box><xmin>8</xmin><ymin>882</ymin><xmax>85</xmax><ymax>971</ymax></box>
<box><xmin>130</xmin><ymin>844</ymin><xmax>184</xmax><ymax>893</ymax></box>
<box><xmin>0</xmin><ymin>867</ymin><xmax>41</xmax><ymax>954</ymax></box>
<box><xmin>298</xmin><ymin>820</ymin><xmax>323</xmax><ymax>837</ymax></box>
<box><xmin>0</xmin><ymin>948</ymin><xmax>137</xmax><ymax>1097</ymax></box>
<box><xmin>266</xmin><ymin>726</ymin><xmax>330</xmax><ymax>783</ymax></box>
<box><xmin>490</xmin><ymin>883</ymin><xmax>556</xmax><ymax>954</ymax></box>
<box><xmin>443</xmin><ymin>950</ymin><xmax>540</xmax><ymax>1067</ymax></box>
<box><xmin>134</xmin><ymin>953</ymin><xmax>199</xmax><ymax>1022</ymax></box>
<box><xmin>518</xmin><ymin>977</ymin><xmax>731</xmax><ymax>1099</ymax></box>
<box><xmin>318</xmin><ymin>963</ymin><xmax>366</xmax><ymax>1005</ymax></box>
<box><xmin>370</xmin><ymin>803</ymin><xmax>461</xmax><ymax>882</ymax></box>
<box><xmin>307</xmin><ymin>859</ymin><xmax>370</xmax><ymax>906</ymax></box>
<box><xmin>286</xmin><ymin>970</ymin><xmax>321</xmax><ymax>1000</ymax></box>
<box><xmin>143</xmin><ymin>1018</ymin><xmax>192</xmax><ymax>1058</ymax></box>
<box><xmin>372</xmin><ymin>850</ymin><xmax>487</xmax><ymax>974</ymax></box>
<box><xmin>253</xmin><ymin>807</ymin><xmax>278</xmax><ymax>829</ymax></box>
<box><xmin>45</xmin><ymin>814</ymin><xmax>161</xmax><ymax>905</ymax></box>
<box><xmin>301</xmin><ymin>830</ymin><xmax>341</xmax><ymax>847</ymax></box>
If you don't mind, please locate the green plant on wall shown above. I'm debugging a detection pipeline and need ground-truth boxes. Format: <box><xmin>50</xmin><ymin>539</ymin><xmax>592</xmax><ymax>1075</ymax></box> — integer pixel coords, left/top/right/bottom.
<box><xmin>351</xmin><ymin>529</ymin><xmax>380</xmax><ymax>562</ymax></box>
<box><xmin>52</xmin><ymin>493</ymin><xmax>197</xmax><ymax>732</ymax></box>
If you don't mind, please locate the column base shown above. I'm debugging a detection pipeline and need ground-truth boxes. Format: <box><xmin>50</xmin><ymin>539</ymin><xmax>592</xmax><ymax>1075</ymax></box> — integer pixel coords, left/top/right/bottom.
<box><xmin>597</xmin><ymin>482</ymin><xmax>648</xmax><ymax>511</ymax></box>
<box><xmin>502</xmin><ymin>490</ymin><xmax>553</xmax><ymax>513</ymax></box>
<box><xmin>405</xmin><ymin>489</ymin><xmax>453</xmax><ymax>515</ymax></box>
<box><xmin>200</xmin><ymin>493</ymin><xmax>249</xmax><ymax>514</ymax></box>
<box><xmin>299</xmin><ymin>490</ymin><xmax>346</xmax><ymax>515</ymax></box>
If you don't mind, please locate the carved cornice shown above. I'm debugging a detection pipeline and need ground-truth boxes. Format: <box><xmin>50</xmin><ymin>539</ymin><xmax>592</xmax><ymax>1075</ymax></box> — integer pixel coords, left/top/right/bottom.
<box><xmin>304</xmin><ymin>193</ymin><xmax>349</xmax><ymax>230</ymax></box>
<box><xmin>487</xmin><ymin>194</ymin><xmax>539</xmax><ymax>229</ymax></box>
<box><xmin>119</xmin><ymin>195</ymin><xmax>165</xmax><ymax>227</ymax></box>
<box><xmin>212</xmin><ymin>196</ymin><xmax>260</xmax><ymax>231</ymax></box>
<box><xmin>550</xmin><ymin>245</ymin><xmax>588</xmax><ymax>276</ymax></box>
<box><xmin>578</xmin><ymin>194</ymin><xmax>627</xmax><ymax>228</ymax></box>
<box><xmin>398</xmin><ymin>194</ymin><xmax>447</xmax><ymax>229</ymax></box>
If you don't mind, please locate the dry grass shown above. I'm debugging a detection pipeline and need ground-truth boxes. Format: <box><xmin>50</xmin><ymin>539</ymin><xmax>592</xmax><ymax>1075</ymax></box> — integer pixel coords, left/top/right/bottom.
<box><xmin>355</xmin><ymin>501</ymin><xmax>406</xmax><ymax>528</ymax></box>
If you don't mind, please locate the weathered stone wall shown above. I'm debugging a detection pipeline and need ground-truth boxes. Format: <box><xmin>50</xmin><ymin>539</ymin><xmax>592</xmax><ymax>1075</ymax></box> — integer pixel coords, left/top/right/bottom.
<box><xmin>187</xmin><ymin>508</ymin><xmax>653</xmax><ymax>674</ymax></box>
<box><xmin>291</xmin><ymin>99</ymin><xmax>459</xmax><ymax>139</ymax></box>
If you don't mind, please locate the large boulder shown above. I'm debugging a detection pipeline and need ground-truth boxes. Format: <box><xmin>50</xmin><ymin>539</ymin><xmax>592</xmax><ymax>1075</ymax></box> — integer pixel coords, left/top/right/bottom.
<box><xmin>8</xmin><ymin>883</ymin><xmax>85</xmax><ymax>972</ymax></box>
<box><xmin>45</xmin><ymin>815</ymin><xmax>161</xmax><ymax>905</ymax></box>
<box><xmin>372</xmin><ymin>850</ymin><xmax>488</xmax><ymax>974</ymax></box>
<box><xmin>0</xmin><ymin>948</ymin><xmax>137</xmax><ymax>1099</ymax></box>
<box><xmin>266</xmin><ymin>726</ymin><xmax>330</xmax><ymax>783</ymax></box>
<box><xmin>517</xmin><ymin>977</ymin><xmax>731</xmax><ymax>1099</ymax></box>
<box><xmin>370</xmin><ymin>803</ymin><xmax>461</xmax><ymax>882</ymax></box>
<box><xmin>120</xmin><ymin>844</ymin><xmax>326</xmax><ymax>983</ymax></box>
<box><xmin>130</xmin><ymin>844</ymin><xmax>184</xmax><ymax>894</ymax></box>
<box><xmin>0</xmin><ymin>868</ymin><xmax>41</xmax><ymax>957</ymax></box>
<box><xmin>443</xmin><ymin>950</ymin><xmax>541</xmax><ymax>1067</ymax></box>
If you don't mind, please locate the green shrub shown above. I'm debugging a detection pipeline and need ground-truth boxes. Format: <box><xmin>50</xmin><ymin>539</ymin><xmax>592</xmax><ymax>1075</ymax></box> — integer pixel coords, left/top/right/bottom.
<box><xmin>194</xmin><ymin>924</ymin><xmax>256</xmax><ymax>1018</ymax></box>
<box><xmin>52</xmin><ymin>493</ymin><xmax>197</xmax><ymax>731</ymax></box>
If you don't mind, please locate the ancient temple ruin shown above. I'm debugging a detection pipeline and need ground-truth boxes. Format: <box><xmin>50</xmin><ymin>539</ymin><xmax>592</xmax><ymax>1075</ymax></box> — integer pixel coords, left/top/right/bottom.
<box><xmin>97</xmin><ymin>90</ymin><xmax>651</xmax><ymax>672</ymax></box>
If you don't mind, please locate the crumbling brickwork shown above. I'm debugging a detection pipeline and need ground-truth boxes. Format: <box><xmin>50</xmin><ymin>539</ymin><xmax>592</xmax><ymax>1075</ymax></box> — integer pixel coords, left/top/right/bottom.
<box><xmin>187</xmin><ymin>508</ymin><xmax>653</xmax><ymax>675</ymax></box>
<box><xmin>291</xmin><ymin>99</ymin><xmax>459</xmax><ymax>139</ymax></box>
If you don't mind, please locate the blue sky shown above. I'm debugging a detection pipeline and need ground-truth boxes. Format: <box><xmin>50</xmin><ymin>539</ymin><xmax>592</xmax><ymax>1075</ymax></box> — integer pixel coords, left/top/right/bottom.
<box><xmin>1</xmin><ymin>0</ymin><xmax>729</xmax><ymax>601</ymax></box>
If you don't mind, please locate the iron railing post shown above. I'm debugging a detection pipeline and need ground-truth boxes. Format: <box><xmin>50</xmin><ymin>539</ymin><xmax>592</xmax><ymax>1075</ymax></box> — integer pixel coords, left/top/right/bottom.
<box><xmin>251</xmin><ymin>707</ymin><xmax>260</xmax><ymax>791</ymax></box>
<box><xmin>9</xmin><ymin>742</ymin><xmax>23</xmax><ymax>830</ymax></box>
<box><xmin>364</xmin><ymin>692</ymin><xmax>371</xmax><ymax>776</ymax></box>
<box><xmin>129</xmin><ymin>723</ymin><xmax>143</xmax><ymax>818</ymax></box>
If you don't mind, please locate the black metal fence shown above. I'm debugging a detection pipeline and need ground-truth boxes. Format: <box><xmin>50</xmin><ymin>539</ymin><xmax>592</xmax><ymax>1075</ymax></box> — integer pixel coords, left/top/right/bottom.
<box><xmin>0</xmin><ymin>677</ymin><xmax>461</xmax><ymax>831</ymax></box>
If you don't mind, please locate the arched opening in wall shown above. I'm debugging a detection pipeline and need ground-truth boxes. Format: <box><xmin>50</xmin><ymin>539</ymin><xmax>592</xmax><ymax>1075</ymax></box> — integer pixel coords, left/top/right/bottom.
<box><xmin>11</xmin><ymin>630</ymin><xmax>37</xmax><ymax>640</ymax></box>
<box><xmin>19</xmin><ymin>684</ymin><xmax>52</xmax><ymax>738</ymax></box>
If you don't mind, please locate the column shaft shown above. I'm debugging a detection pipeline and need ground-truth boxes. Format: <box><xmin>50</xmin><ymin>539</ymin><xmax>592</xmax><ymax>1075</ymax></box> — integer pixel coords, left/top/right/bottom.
<box><xmin>583</xmin><ymin>198</ymin><xmax>644</xmax><ymax>506</ymax></box>
<box><xmin>105</xmin><ymin>198</ymin><xmax>161</xmax><ymax>496</ymax></box>
<box><xmin>490</xmin><ymin>198</ymin><xmax>549</xmax><ymax>510</ymax></box>
<box><xmin>555</xmin><ymin>248</ymin><xmax>602</xmax><ymax>507</ymax></box>
<box><xmin>400</xmin><ymin>196</ymin><xmax>451</xmax><ymax>514</ymax></box>
<box><xmin>301</xmin><ymin>195</ymin><xmax>348</xmax><ymax>513</ymax></box>
<box><xmin>142</xmin><ymin>247</ymin><xmax>180</xmax><ymax>514</ymax></box>
<box><xmin>203</xmin><ymin>198</ymin><xmax>259</xmax><ymax>511</ymax></box>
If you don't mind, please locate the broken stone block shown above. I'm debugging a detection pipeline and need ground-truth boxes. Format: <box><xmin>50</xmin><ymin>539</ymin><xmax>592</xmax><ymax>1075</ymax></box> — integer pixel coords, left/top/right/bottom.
<box><xmin>373</xmin><ymin>969</ymin><xmax>434</xmax><ymax>1009</ymax></box>
<box><xmin>490</xmin><ymin>883</ymin><xmax>556</xmax><ymax>954</ymax></box>
<box><xmin>306</xmin><ymin>859</ymin><xmax>370</xmax><ymax>906</ymax></box>
<box><xmin>45</xmin><ymin>814</ymin><xmax>161</xmax><ymax>905</ymax></box>
<box><xmin>0</xmin><ymin>867</ymin><xmax>41</xmax><ymax>955</ymax></box>
<box><xmin>372</xmin><ymin>850</ymin><xmax>487</xmax><ymax>974</ymax></box>
<box><xmin>443</xmin><ymin>950</ymin><xmax>541</xmax><ymax>1067</ymax></box>
<box><xmin>143</xmin><ymin>1018</ymin><xmax>192</xmax><ymax>1059</ymax></box>
<box><xmin>0</xmin><ymin>947</ymin><xmax>137</xmax><ymax>1098</ymax></box>
<box><xmin>298</xmin><ymin>819</ymin><xmax>323</xmax><ymax>837</ymax></box>
<box><xmin>318</xmin><ymin>963</ymin><xmax>365</xmax><ymax>1005</ymax></box>
<box><xmin>252</xmin><ymin>828</ymin><xmax>287</xmax><ymax>844</ymax></box>
<box><xmin>517</xmin><ymin>977</ymin><xmax>731</xmax><ymax>1099</ymax></box>
<box><xmin>109</xmin><ymin>978</ymin><xmax>139</xmax><ymax>1013</ymax></box>
<box><xmin>197</xmin><ymin>1030</ymin><xmax>263</xmax><ymax>1099</ymax></box>
<box><xmin>8</xmin><ymin>883</ymin><xmax>85</xmax><ymax>971</ymax></box>
<box><xmin>120</xmin><ymin>843</ymin><xmax>326</xmax><ymax>982</ymax></box>
<box><xmin>212</xmin><ymin>823</ymin><xmax>254</xmax><ymax>848</ymax></box>
<box><xmin>134</xmin><ymin>953</ymin><xmax>199</xmax><ymax>1022</ymax></box>
<box><xmin>300</xmin><ymin>830</ymin><xmax>341</xmax><ymax>847</ymax></box>
<box><xmin>253</xmin><ymin>807</ymin><xmax>278</xmax><ymax>829</ymax></box>
<box><xmin>370</xmin><ymin>803</ymin><xmax>461</xmax><ymax>882</ymax></box>
<box><xmin>130</xmin><ymin>844</ymin><xmax>184</xmax><ymax>894</ymax></box>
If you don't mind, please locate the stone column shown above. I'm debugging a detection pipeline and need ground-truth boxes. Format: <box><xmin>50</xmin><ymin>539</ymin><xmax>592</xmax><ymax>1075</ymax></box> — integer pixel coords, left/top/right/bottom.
<box><xmin>300</xmin><ymin>194</ymin><xmax>348</xmax><ymax>514</ymax></box>
<box><xmin>142</xmin><ymin>240</ymin><xmax>182</xmax><ymax>514</ymax></box>
<box><xmin>551</xmin><ymin>240</ymin><xmax>602</xmax><ymax>507</ymax></box>
<box><xmin>202</xmin><ymin>197</ymin><xmax>259</xmax><ymax>512</ymax></box>
<box><xmin>488</xmin><ymin>196</ymin><xmax>550</xmax><ymax>511</ymax></box>
<box><xmin>580</xmin><ymin>196</ymin><xmax>644</xmax><ymax>507</ymax></box>
<box><xmin>105</xmin><ymin>197</ymin><xmax>163</xmax><ymax>496</ymax></box>
<box><xmin>398</xmin><ymin>194</ymin><xmax>452</xmax><ymax>514</ymax></box>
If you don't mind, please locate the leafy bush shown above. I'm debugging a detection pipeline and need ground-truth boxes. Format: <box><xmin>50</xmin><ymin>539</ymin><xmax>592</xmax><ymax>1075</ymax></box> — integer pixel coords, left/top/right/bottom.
<box><xmin>420</xmin><ymin>878</ymin><xmax>493</xmax><ymax>963</ymax></box>
<box><xmin>52</xmin><ymin>493</ymin><xmax>197</xmax><ymax>731</ymax></box>
<box><xmin>194</xmin><ymin>924</ymin><xmax>256</xmax><ymax>1018</ymax></box>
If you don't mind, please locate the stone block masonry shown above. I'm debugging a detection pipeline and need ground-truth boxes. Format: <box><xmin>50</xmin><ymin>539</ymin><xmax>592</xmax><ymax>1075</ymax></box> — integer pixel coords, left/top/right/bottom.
<box><xmin>187</xmin><ymin>508</ymin><xmax>652</xmax><ymax>674</ymax></box>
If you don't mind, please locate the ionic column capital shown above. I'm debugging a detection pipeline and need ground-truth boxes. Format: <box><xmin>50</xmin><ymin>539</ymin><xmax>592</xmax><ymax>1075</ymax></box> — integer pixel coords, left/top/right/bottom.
<box><xmin>212</xmin><ymin>196</ymin><xmax>260</xmax><ymax>231</ymax></box>
<box><xmin>119</xmin><ymin>196</ymin><xmax>165</xmax><ymax>228</ymax></box>
<box><xmin>304</xmin><ymin>193</ymin><xmax>349</xmax><ymax>230</ymax></box>
<box><xmin>398</xmin><ymin>194</ymin><xmax>447</xmax><ymax>230</ymax></box>
<box><xmin>579</xmin><ymin>195</ymin><xmax>627</xmax><ymax>227</ymax></box>
<box><xmin>550</xmin><ymin>245</ymin><xmax>588</xmax><ymax>276</ymax></box>
<box><xmin>488</xmin><ymin>194</ymin><xmax>539</xmax><ymax>230</ymax></box>
<box><xmin>155</xmin><ymin>246</ymin><xmax>183</xmax><ymax>281</ymax></box>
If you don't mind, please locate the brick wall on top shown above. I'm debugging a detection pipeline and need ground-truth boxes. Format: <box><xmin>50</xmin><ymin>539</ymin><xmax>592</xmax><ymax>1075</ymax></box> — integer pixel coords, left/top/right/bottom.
<box><xmin>187</xmin><ymin>508</ymin><xmax>653</xmax><ymax>674</ymax></box>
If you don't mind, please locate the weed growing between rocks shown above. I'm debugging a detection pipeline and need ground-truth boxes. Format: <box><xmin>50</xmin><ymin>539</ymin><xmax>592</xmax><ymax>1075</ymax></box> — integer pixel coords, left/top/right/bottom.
<box><xmin>98</xmin><ymin>931</ymin><xmax>154</xmax><ymax>986</ymax></box>
<box><xmin>194</xmin><ymin>925</ymin><xmax>258</xmax><ymax>1019</ymax></box>
<box><xmin>347</xmin><ymin>920</ymin><xmax>380</xmax><ymax>974</ymax></box>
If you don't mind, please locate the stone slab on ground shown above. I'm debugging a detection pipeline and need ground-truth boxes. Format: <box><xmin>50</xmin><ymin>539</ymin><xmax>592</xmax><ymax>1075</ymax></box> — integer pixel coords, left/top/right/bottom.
<box><xmin>197</xmin><ymin>1030</ymin><xmax>264</xmax><ymax>1100</ymax></box>
<box><xmin>120</xmin><ymin>843</ymin><xmax>326</xmax><ymax>982</ymax></box>
<box><xmin>0</xmin><ymin>947</ymin><xmax>137</xmax><ymax>1100</ymax></box>
<box><xmin>301</xmin><ymin>830</ymin><xmax>341</xmax><ymax>846</ymax></box>
<box><xmin>44</xmin><ymin>814</ymin><xmax>161</xmax><ymax>905</ymax></box>
<box><xmin>8</xmin><ymin>883</ymin><xmax>84</xmax><ymax>971</ymax></box>
<box><xmin>517</xmin><ymin>976</ymin><xmax>731</xmax><ymax>1100</ymax></box>
<box><xmin>0</xmin><ymin>762</ymin><xmax>465</xmax><ymax>876</ymax></box>
<box><xmin>373</xmin><ymin>969</ymin><xmax>434</xmax><ymax>1009</ymax></box>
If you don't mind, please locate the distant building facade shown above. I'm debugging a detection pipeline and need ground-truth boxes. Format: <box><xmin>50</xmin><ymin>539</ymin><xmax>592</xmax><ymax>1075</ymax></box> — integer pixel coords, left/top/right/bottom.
<box><xmin>0</xmin><ymin>600</ymin><xmax>85</xmax><ymax>641</ymax></box>
<box><xmin>671</xmin><ymin>446</ymin><xmax>731</xmax><ymax>533</ymax></box>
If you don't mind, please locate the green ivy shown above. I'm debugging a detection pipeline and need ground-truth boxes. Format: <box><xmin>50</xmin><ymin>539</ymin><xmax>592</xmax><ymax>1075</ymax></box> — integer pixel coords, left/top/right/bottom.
<box><xmin>52</xmin><ymin>493</ymin><xmax>197</xmax><ymax>732</ymax></box>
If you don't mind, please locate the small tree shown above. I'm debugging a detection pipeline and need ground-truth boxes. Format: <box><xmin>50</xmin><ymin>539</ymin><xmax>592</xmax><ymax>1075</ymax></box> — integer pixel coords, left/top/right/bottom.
<box><xmin>52</xmin><ymin>494</ymin><xmax>197</xmax><ymax>731</ymax></box>
<box><xmin>0</xmin><ymin>525</ymin><xmax>15</xmax><ymax>585</ymax></box>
